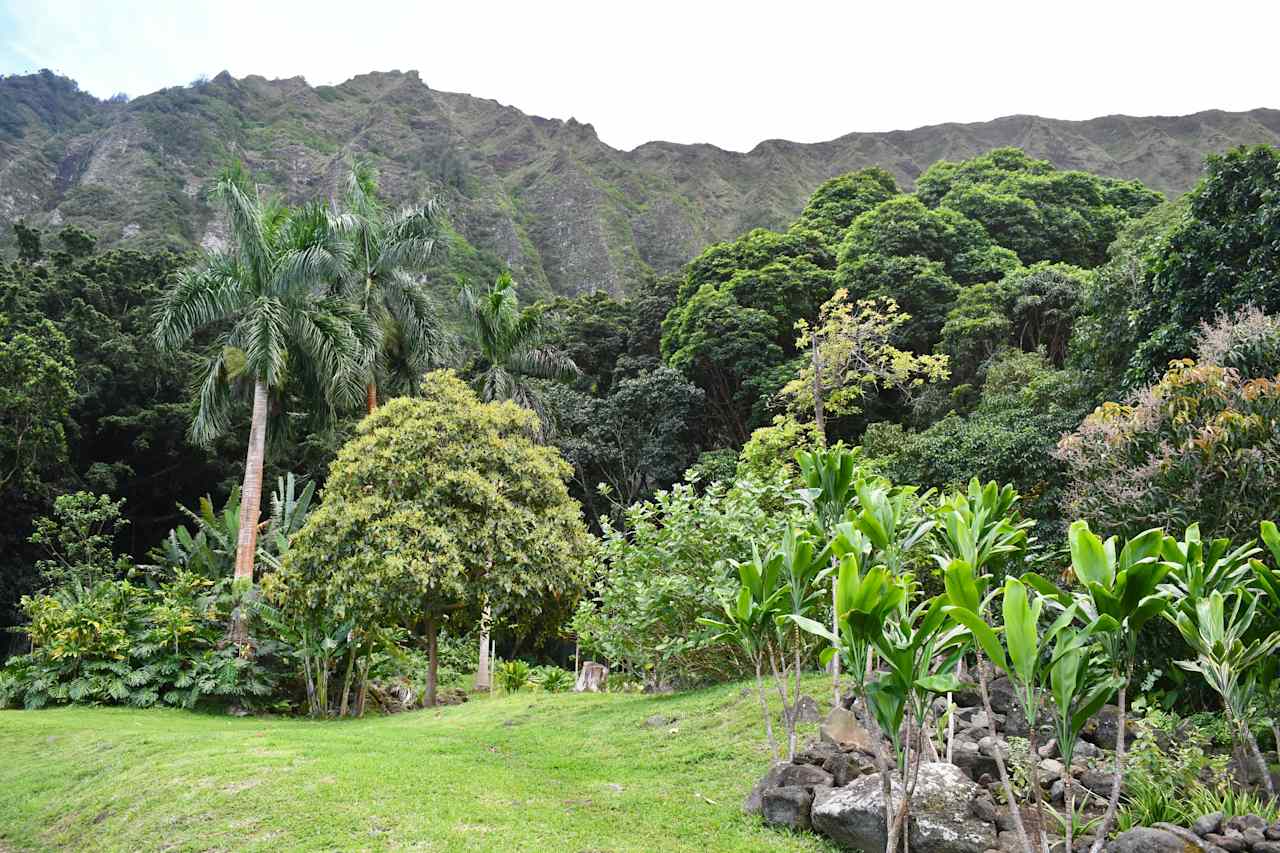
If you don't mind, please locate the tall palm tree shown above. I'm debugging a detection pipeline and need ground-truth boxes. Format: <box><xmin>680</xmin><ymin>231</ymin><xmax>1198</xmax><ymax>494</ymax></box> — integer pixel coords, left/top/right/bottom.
<box><xmin>460</xmin><ymin>271</ymin><xmax>578</xmax><ymax>688</ymax></box>
<box><xmin>334</xmin><ymin>159</ymin><xmax>451</xmax><ymax>412</ymax></box>
<box><xmin>459</xmin><ymin>271</ymin><xmax>578</xmax><ymax>424</ymax></box>
<box><xmin>154</xmin><ymin>164</ymin><xmax>374</xmax><ymax>638</ymax></box>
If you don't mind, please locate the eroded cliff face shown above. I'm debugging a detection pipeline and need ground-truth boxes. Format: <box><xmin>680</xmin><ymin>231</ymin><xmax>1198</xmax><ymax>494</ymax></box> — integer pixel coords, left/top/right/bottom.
<box><xmin>3</xmin><ymin>69</ymin><xmax>1279</xmax><ymax>296</ymax></box>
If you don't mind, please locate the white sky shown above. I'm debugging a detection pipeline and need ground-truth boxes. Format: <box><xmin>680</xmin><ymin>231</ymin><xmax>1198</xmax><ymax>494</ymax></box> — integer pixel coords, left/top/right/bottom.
<box><xmin>1</xmin><ymin>0</ymin><xmax>1277</xmax><ymax>152</ymax></box>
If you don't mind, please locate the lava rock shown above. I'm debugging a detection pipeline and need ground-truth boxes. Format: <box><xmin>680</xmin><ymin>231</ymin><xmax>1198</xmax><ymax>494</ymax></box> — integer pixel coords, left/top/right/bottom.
<box><xmin>761</xmin><ymin>785</ymin><xmax>813</xmax><ymax>831</ymax></box>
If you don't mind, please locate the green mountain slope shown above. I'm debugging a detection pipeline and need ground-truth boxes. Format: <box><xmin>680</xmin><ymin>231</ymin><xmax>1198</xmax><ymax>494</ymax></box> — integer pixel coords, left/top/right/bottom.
<box><xmin>3</xmin><ymin>69</ymin><xmax>1278</xmax><ymax>297</ymax></box>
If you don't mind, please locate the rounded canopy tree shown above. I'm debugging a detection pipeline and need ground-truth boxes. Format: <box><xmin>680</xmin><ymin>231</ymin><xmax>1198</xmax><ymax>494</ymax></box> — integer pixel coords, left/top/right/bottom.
<box><xmin>274</xmin><ymin>370</ymin><xmax>592</xmax><ymax>705</ymax></box>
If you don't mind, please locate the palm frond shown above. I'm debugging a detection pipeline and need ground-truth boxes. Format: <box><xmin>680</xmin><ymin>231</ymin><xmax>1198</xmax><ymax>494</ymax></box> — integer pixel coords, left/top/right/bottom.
<box><xmin>210</xmin><ymin>164</ymin><xmax>272</xmax><ymax>289</ymax></box>
<box><xmin>189</xmin><ymin>344</ymin><xmax>237</xmax><ymax>446</ymax></box>
<box><xmin>153</xmin><ymin>253</ymin><xmax>247</xmax><ymax>351</ymax></box>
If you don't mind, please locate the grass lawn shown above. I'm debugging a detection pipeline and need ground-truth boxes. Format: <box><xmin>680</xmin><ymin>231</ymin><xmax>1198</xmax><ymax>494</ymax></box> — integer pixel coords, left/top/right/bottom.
<box><xmin>0</xmin><ymin>677</ymin><xmax>840</xmax><ymax>852</ymax></box>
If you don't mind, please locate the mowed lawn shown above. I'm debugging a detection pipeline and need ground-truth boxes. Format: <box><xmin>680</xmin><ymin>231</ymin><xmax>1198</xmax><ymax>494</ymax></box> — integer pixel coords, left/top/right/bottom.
<box><xmin>0</xmin><ymin>678</ymin><xmax>839</xmax><ymax>852</ymax></box>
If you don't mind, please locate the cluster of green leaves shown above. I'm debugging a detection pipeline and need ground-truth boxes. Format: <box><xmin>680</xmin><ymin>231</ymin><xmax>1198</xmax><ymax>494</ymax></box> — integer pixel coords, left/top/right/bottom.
<box><xmin>572</xmin><ymin>469</ymin><xmax>797</xmax><ymax>689</ymax></box>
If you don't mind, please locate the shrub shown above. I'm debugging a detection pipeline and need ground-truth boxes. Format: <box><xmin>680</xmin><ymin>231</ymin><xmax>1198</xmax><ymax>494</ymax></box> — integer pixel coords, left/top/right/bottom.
<box><xmin>570</xmin><ymin>469</ymin><xmax>796</xmax><ymax>689</ymax></box>
<box><xmin>1058</xmin><ymin>358</ymin><xmax>1280</xmax><ymax>541</ymax></box>
<box><xmin>496</xmin><ymin>660</ymin><xmax>531</xmax><ymax>693</ymax></box>
<box><xmin>532</xmin><ymin>666</ymin><xmax>573</xmax><ymax>693</ymax></box>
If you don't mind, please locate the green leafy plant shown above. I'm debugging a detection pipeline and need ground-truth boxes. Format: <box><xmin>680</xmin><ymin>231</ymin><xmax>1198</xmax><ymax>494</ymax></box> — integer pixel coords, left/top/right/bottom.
<box><xmin>532</xmin><ymin>666</ymin><xmax>573</xmax><ymax>693</ymax></box>
<box><xmin>496</xmin><ymin>659</ymin><xmax>531</xmax><ymax>693</ymax></box>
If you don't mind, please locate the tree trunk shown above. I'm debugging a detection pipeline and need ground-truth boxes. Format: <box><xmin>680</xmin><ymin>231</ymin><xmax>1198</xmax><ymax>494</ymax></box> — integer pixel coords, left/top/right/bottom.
<box><xmin>230</xmin><ymin>378</ymin><xmax>269</xmax><ymax>643</ymax></box>
<box><xmin>811</xmin><ymin>336</ymin><xmax>826</xmax><ymax>441</ymax></box>
<box><xmin>474</xmin><ymin>601</ymin><xmax>491</xmax><ymax>691</ymax></box>
<box><xmin>831</xmin><ymin>563</ymin><xmax>841</xmax><ymax>708</ymax></box>
<box><xmin>1091</xmin><ymin>666</ymin><xmax>1130</xmax><ymax>853</ymax></box>
<box><xmin>1245</xmin><ymin>720</ymin><xmax>1275</xmax><ymax>796</ymax></box>
<box><xmin>425</xmin><ymin>616</ymin><xmax>439</xmax><ymax>708</ymax></box>
<box><xmin>978</xmin><ymin>658</ymin><xmax>1034</xmax><ymax>853</ymax></box>
<box><xmin>755</xmin><ymin>657</ymin><xmax>779</xmax><ymax>761</ymax></box>
<box><xmin>365</xmin><ymin>381</ymin><xmax>378</xmax><ymax>414</ymax></box>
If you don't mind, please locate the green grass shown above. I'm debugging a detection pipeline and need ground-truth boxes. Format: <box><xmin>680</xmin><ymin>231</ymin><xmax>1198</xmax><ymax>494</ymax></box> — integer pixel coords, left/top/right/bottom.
<box><xmin>0</xmin><ymin>678</ymin><xmax>840</xmax><ymax>852</ymax></box>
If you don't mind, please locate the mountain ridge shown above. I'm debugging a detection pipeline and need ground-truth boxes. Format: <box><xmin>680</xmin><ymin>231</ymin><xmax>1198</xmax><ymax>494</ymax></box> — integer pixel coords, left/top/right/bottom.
<box><xmin>2</xmin><ymin>69</ymin><xmax>1278</xmax><ymax>296</ymax></box>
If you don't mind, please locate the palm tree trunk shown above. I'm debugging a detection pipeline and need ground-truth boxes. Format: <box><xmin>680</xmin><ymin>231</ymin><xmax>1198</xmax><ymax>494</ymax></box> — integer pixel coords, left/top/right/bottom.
<box><xmin>366</xmin><ymin>381</ymin><xmax>378</xmax><ymax>414</ymax></box>
<box><xmin>230</xmin><ymin>378</ymin><xmax>268</xmax><ymax>643</ymax></box>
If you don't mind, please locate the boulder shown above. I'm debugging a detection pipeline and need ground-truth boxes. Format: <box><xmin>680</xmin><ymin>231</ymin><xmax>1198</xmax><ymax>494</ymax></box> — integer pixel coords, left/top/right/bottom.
<box><xmin>820</xmin><ymin>706</ymin><xmax>880</xmax><ymax>754</ymax></box>
<box><xmin>776</xmin><ymin>762</ymin><xmax>834</xmax><ymax>789</ymax></box>
<box><xmin>743</xmin><ymin>762</ymin><xmax>788</xmax><ymax>814</ymax></box>
<box><xmin>1085</xmin><ymin>705</ymin><xmax>1136</xmax><ymax>748</ymax></box>
<box><xmin>761</xmin><ymin>785</ymin><xmax>813</xmax><ymax>831</ymax></box>
<box><xmin>1152</xmin><ymin>823</ymin><xmax>1216</xmax><ymax>851</ymax></box>
<box><xmin>951</xmin><ymin>741</ymin><xmax>998</xmax><ymax>782</ymax></box>
<box><xmin>823</xmin><ymin>751</ymin><xmax>871</xmax><ymax>787</ymax></box>
<box><xmin>795</xmin><ymin>739</ymin><xmax>841</xmax><ymax>766</ymax></box>
<box><xmin>1192</xmin><ymin>812</ymin><xmax>1223</xmax><ymax>837</ymax></box>
<box><xmin>987</xmin><ymin>676</ymin><xmax>1016</xmax><ymax>716</ymax></box>
<box><xmin>794</xmin><ymin>695</ymin><xmax>821</xmax><ymax>724</ymax></box>
<box><xmin>811</xmin><ymin>762</ymin><xmax>996</xmax><ymax>853</ymax></box>
<box><xmin>1106</xmin><ymin>827</ymin><xmax>1202</xmax><ymax>852</ymax></box>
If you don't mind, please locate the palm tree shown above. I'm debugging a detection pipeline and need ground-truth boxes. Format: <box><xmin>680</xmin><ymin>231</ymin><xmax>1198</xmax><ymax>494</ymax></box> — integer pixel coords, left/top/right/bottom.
<box><xmin>459</xmin><ymin>271</ymin><xmax>578</xmax><ymax>423</ymax></box>
<box><xmin>333</xmin><ymin>159</ymin><xmax>451</xmax><ymax>412</ymax></box>
<box><xmin>459</xmin><ymin>271</ymin><xmax>578</xmax><ymax>688</ymax></box>
<box><xmin>154</xmin><ymin>164</ymin><xmax>374</xmax><ymax>639</ymax></box>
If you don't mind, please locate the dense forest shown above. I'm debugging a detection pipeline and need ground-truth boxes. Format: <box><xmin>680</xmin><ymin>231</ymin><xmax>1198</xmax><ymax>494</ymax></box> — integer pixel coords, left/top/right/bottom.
<box><xmin>3</xmin><ymin>138</ymin><xmax>1279</xmax><ymax>695</ymax></box>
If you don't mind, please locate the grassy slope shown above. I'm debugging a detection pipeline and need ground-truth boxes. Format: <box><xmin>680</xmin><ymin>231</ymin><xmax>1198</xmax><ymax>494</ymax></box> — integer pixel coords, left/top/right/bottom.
<box><xmin>0</xmin><ymin>677</ymin><xmax>841</xmax><ymax>852</ymax></box>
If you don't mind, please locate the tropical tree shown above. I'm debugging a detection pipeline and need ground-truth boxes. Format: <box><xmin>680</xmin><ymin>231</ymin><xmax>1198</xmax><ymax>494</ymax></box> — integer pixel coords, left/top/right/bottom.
<box><xmin>271</xmin><ymin>371</ymin><xmax>591</xmax><ymax>707</ymax></box>
<box><xmin>459</xmin><ymin>271</ymin><xmax>578</xmax><ymax>425</ymax></box>
<box><xmin>153</xmin><ymin>163</ymin><xmax>374</xmax><ymax>635</ymax></box>
<box><xmin>332</xmin><ymin>159</ymin><xmax>451</xmax><ymax>411</ymax></box>
<box><xmin>459</xmin><ymin>271</ymin><xmax>578</xmax><ymax>687</ymax></box>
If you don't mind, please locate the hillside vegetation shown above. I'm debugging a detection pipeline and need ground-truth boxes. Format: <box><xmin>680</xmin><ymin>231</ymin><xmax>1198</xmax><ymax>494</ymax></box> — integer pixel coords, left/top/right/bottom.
<box><xmin>2</xmin><ymin>69</ymin><xmax>1279</xmax><ymax>296</ymax></box>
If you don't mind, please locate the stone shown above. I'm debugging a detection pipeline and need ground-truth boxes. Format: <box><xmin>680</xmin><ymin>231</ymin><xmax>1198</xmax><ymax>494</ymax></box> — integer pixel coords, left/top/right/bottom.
<box><xmin>743</xmin><ymin>762</ymin><xmax>787</xmax><ymax>814</ymax></box>
<box><xmin>1267</xmin><ymin>821</ymin><xmax>1280</xmax><ymax>841</ymax></box>
<box><xmin>953</xmin><ymin>743</ymin><xmax>998</xmax><ymax>782</ymax></box>
<box><xmin>819</xmin><ymin>706</ymin><xmax>880</xmax><ymax>754</ymax></box>
<box><xmin>970</xmin><ymin>793</ymin><xmax>997</xmax><ymax>823</ymax></box>
<box><xmin>1253</xmin><ymin>841</ymin><xmax>1280</xmax><ymax>853</ymax></box>
<box><xmin>1243</xmin><ymin>828</ymin><xmax>1267</xmax><ymax>847</ymax></box>
<box><xmin>1078</xmin><ymin>769</ymin><xmax>1114</xmax><ymax>798</ymax></box>
<box><xmin>987</xmin><ymin>676</ymin><xmax>1016</xmax><ymax>716</ymax></box>
<box><xmin>1037</xmin><ymin>758</ymin><xmax>1065</xmax><ymax>779</ymax></box>
<box><xmin>1152</xmin><ymin>823</ymin><xmax>1215</xmax><ymax>850</ymax></box>
<box><xmin>811</xmin><ymin>762</ymin><xmax>996</xmax><ymax>853</ymax></box>
<box><xmin>1037</xmin><ymin>739</ymin><xmax>1059</xmax><ymax>760</ymax></box>
<box><xmin>776</xmin><ymin>762</ymin><xmax>834</xmax><ymax>789</ymax></box>
<box><xmin>761</xmin><ymin>785</ymin><xmax>813</xmax><ymax>830</ymax></box>
<box><xmin>978</xmin><ymin>736</ymin><xmax>1010</xmax><ymax>760</ymax></box>
<box><xmin>1235</xmin><ymin>814</ymin><xmax>1268</xmax><ymax>833</ymax></box>
<box><xmin>1106</xmin><ymin>827</ymin><xmax>1204</xmax><ymax>852</ymax></box>
<box><xmin>1073</xmin><ymin>739</ymin><xmax>1101</xmax><ymax>759</ymax></box>
<box><xmin>1204</xmin><ymin>833</ymin><xmax>1245</xmax><ymax>852</ymax></box>
<box><xmin>794</xmin><ymin>695</ymin><xmax>821</xmax><ymax>724</ymax></box>
<box><xmin>643</xmin><ymin>714</ymin><xmax>676</xmax><ymax>728</ymax></box>
<box><xmin>795</xmin><ymin>739</ymin><xmax>841</xmax><ymax>766</ymax></box>
<box><xmin>823</xmin><ymin>751</ymin><xmax>870</xmax><ymax>787</ymax></box>
<box><xmin>1086</xmin><ymin>705</ymin><xmax>1135</xmax><ymax>749</ymax></box>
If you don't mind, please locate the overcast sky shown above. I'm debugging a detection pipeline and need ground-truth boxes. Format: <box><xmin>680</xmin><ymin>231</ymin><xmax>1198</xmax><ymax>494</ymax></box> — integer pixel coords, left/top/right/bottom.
<box><xmin>1</xmin><ymin>1</ymin><xmax>1277</xmax><ymax>152</ymax></box>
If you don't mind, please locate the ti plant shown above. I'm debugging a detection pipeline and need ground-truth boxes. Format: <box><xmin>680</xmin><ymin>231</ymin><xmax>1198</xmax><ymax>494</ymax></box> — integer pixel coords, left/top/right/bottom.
<box><xmin>796</xmin><ymin>444</ymin><xmax>861</xmax><ymax>705</ymax></box>
<box><xmin>946</xmin><ymin>575</ymin><xmax>1077</xmax><ymax>853</ymax></box>
<box><xmin>933</xmin><ymin>480</ymin><xmax>1035</xmax><ymax>853</ymax></box>
<box><xmin>1253</xmin><ymin>521</ymin><xmax>1280</xmax><ymax>763</ymax></box>
<box><xmin>1171</xmin><ymin>590</ymin><xmax>1280</xmax><ymax>796</ymax></box>
<box><xmin>1025</xmin><ymin>521</ymin><xmax>1170</xmax><ymax>853</ymax></box>
<box><xmin>699</xmin><ymin>543</ymin><xmax>785</xmax><ymax>760</ymax></box>
<box><xmin>1043</xmin><ymin>622</ymin><xmax>1124</xmax><ymax>852</ymax></box>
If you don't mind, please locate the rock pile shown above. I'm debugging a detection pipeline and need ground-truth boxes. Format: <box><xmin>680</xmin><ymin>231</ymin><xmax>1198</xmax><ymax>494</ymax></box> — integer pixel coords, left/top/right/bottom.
<box><xmin>1109</xmin><ymin>813</ymin><xmax>1280</xmax><ymax>852</ymax></box>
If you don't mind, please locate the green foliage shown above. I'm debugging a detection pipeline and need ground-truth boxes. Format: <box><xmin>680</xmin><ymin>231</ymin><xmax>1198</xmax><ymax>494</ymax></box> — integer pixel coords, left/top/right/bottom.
<box><xmin>0</xmin><ymin>312</ymin><xmax>75</xmax><ymax>493</ymax></box>
<box><xmin>495</xmin><ymin>659</ymin><xmax>532</xmax><ymax>692</ymax></box>
<box><xmin>272</xmin><ymin>371</ymin><xmax>591</xmax><ymax>702</ymax></box>
<box><xmin>1135</xmin><ymin>145</ymin><xmax>1280</xmax><ymax>380</ymax></box>
<box><xmin>532</xmin><ymin>665</ymin><xmax>573</xmax><ymax>693</ymax></box>
<box><xmin>793</xmin><ymin>168</ymin><xmax>899</xmax><ymax>245</ymax></box>
<box><xmin>1059</xmin><ymin>356</ymin><xmax>1280</xmax><ymax>542</ymax></box>
<box><xmin>29</xmin><ymin>491</ymin><xmax>132</xmax><ymax>589</ymax></box>
<box><xmin>573</xmin><ymin>471</ymin><xmax>795</xmax><ymax>687</ymax></box>
<box><xmin>917</xmin><ymin>146</ymin><xmax>1161</xmax><ymax>268</ymax></box>
<box><xmin>0</xmin><ymin>572</ymin><xmax>279</xmax><ymax>711</ymax></box>
<box><xmin>867</xmin><ymin>350</ymin><xmax>1090</xmax><ymax>536</ymax></box>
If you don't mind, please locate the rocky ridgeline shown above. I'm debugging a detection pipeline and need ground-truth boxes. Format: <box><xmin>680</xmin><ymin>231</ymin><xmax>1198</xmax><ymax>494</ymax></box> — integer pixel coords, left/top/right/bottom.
<box><xmin>745</xmin><ymin>675</ymin><xmax>1278</xmax><ymax>852</ymax></box>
